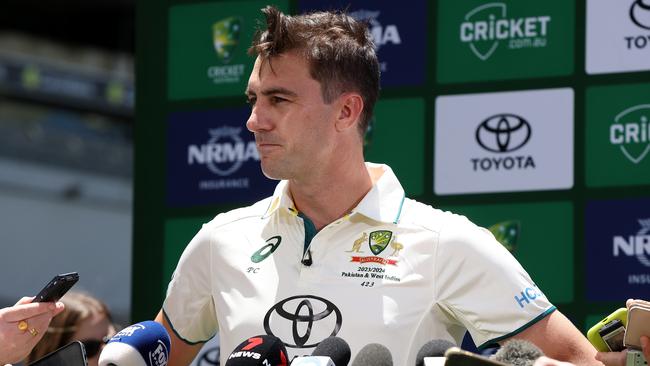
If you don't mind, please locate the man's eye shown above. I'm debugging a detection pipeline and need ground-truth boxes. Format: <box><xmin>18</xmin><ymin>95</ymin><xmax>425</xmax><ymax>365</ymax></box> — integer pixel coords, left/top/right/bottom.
<box><xmin>246</xmin><ymin>97</ymin><xmax>256</xmax><ymax>106</ymax></box>
<box><xmin>270</xmin><ymin>96</ymin><xmax>286</xmax><ymax>104</ymax></box>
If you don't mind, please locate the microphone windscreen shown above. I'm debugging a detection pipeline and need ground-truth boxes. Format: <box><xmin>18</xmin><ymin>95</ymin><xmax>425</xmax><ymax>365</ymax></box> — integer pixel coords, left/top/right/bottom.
<box><xmin>351</xmin><ymin>343</ymin><xmax>393</xmax><ymax>366</ymax></box>
<box><xmin>492</xmin><ymin>340</ymin><xmax>544</xmax><ymax>366</ymax></box>
<box><xmin>225</xmin><ymin>335</ymin><xmax>288</xmax><ymax>366</ymax></box>
<box><xmin>98</xmin><ymin>321</ymin><xmax>171</xmax><ymax>366</ymax></box>
<box><xmin>416</xmin><ymin>340</ymin><xmax>456</xmax><ymax>366</ymax></box>
<box><xmin>312</xmin><ymin>337</ymin><xmax>351</xmax><ymax>366</ymax></box>
<box><xmin>290</xmin><ymin>356</ymin><xmax>335</xmax><ymax>366</ymax></box>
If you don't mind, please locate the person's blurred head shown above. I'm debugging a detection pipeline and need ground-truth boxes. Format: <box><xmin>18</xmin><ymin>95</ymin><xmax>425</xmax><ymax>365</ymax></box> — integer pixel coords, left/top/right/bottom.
<box><xmin>26</xmin><ymin>292</ymin><xmax>115</xmax><ymax>366</ymax></box>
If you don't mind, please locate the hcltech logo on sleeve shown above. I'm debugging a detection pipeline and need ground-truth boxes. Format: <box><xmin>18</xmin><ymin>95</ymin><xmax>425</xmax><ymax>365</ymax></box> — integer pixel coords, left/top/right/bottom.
<box><xmin>299</xmin><ymin>0</ymin><xmax>426</xmax><ymax>87</ymax></box>
<box><xmin>586</xmin><ymin>84</ymin><xmax>650</xmax><ymax>187</ymax></box>
<box><xmin>586</xmin><ymin>0</ymin><xmax>650</xmax><ymax>74</ymax></box>
<box><xmin>168</xmin><ymin>1</ymin><xmax>289</xmax><ymax>100</ymax></box>
<box><xmin>586</xmin><ymin>199</ymin><xmax>650</xmax><ymax>300</ymax></box>
<box><xmin>437</xmin><ymin>0</ymin><xmax>574</xmax><ymax>83</ymax></box>
<box><xmin>435</xmin><ymin>88</ymin><xmax>574</xmax><ymax>195</ymax></box>
<box><xmin>166</xmin><ymin>108</ymin><xmax>275</xmax><ymax>207</ymax></box>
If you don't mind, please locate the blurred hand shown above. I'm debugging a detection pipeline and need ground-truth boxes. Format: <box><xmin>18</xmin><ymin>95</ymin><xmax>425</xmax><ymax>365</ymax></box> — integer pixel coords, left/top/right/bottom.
<box><xmin>533</xmin><ymin>356</ymin><xmax>576</xmax><ymax>366</ymax></box>
<box><xmin>0</xmin><ymin>297</ymin><xmax>64</xmax><ymax>365</ymax></box>
<box><xmin>595</xmin><ymin>349</ymin><xmax>626</xmax><ymax>366</ymax></box>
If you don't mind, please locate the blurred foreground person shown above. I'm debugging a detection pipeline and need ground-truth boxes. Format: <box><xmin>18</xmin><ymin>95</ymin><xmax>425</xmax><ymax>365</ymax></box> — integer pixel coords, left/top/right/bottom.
<box><xmin>26</xmin><ymin>292</ymin><xmax>115</xmax><ymax>366</ymax></box>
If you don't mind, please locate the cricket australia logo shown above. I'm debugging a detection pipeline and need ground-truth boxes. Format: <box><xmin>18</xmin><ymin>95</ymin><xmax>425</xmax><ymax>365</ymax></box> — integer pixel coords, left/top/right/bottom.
<box><xmin>460</xmin><ymin>3</ymin><xmax>551</xmax><ymax>61</ymax></box>
<box><xmin>212</xmin><ymin>17</ymin><xmax>241</xmax><ymax>63</ymax></box>
<box><xmin>613</xmin><ymin>219</ymin><xmax>650</xmax><ymax>267</ymax></box>
<box><xmin>488</xmin><ymin>220</ymin><xmax>520</xmax><ymax>252</ymax></box>
<box><xmin>207</xmin><ymin>16</ymin><xmax>245</xmax><ymax>84</ymax></box>
<box><xmin>610</xmin><ymin>104</ymin><xmax>650</xmax><ymax>164</ymax></box>
<box><xmin>348</xmin><ymin>230</ymin><xmax>402</xmax><ymax>266</ymax></box>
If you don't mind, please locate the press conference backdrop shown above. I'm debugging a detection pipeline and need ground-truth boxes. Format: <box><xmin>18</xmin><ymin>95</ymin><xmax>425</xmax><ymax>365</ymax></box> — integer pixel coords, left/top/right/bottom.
<box><xmin>134</xmin><ymin>0</ymin><xmax>650</xmax><ymax>349</ymax></box>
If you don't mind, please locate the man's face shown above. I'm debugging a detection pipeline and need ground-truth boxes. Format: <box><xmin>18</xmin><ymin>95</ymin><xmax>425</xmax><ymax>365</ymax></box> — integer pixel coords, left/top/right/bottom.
<box><xmin>245</xmin><ymin>52</ymin><xmax>339</xmax><ymax>180</ymax></box>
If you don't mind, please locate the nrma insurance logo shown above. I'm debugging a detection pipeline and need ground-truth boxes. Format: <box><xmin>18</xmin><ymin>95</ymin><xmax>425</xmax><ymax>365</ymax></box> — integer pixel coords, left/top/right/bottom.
<box><xmin>460</xmin><ymin>2</ymin><xmax>551</xmax><ymax>61</ymax></box>
<box><xmin>586</xmin><ymin>199</ymin><xmax>650</xmax><ymax>300</ymax></box>
<box><xmin>167</xmin><ymin>108</ymin><xmax>275</xmax><ymax>206</ymax></box>
<box><xmin>207</xmin><ymin>16</ymin><xmax>245</xmax><ymax>85</ymax></box>
<box><xmin>613</xmin><ymin>219</ymin><xmax>650</xmax><ymax>267</ymax></box>
<box><xmin>609</xmin><ymin>104</ymin><xmax>650</xmax><ymax>164</ymax></box>
<box><xmin>471</xmin><ymin>113</ymin><xmax>535</xmax><ymax>172</ymax></box>
<box><xmin>349</xmin><ymin>9</ymin><xmax>401</xmax><ymax>72</ymax></box>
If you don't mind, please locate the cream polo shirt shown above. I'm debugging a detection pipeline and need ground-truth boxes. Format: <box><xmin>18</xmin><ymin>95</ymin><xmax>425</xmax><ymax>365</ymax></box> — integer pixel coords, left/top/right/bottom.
<box><xmin>163</xmin><ymin>163</ymin><xmax>555</xmax><ymax>366</ymax></box>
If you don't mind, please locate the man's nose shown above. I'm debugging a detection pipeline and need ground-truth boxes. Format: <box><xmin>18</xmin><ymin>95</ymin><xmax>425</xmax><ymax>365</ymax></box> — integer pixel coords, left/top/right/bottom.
<box><xmin>246</xmin><ymin>106</ymin><xmax>271</xmax><ymax>132</ymax></box>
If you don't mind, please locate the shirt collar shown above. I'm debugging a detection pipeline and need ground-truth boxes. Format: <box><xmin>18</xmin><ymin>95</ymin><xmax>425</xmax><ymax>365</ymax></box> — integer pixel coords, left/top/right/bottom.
<box><xmin>352</xmin><ymin>163</ymin><xmax>406</xmax><ymax>224</ymax></box>
<box><xmin>262</xmin><ymin>163</ymin><xmax>406</xmax><ymax>224</ymax></box>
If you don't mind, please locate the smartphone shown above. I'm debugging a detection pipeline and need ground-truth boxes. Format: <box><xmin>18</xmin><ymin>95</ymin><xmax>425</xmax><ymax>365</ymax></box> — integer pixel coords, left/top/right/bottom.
<box><xmin>625</xmin><ymin>300</ymin><xmax>650</xmax><ymax>350</ymax></box>
<box><xmin>587</xmin><ymin>308</ymin><xmax>628</xmax><ymax>352</ymax></box>
<box><xmin>444</xmin><ymin>347</ymin><xmax>507</xmax><ymax>366</ymax></box>
<box><xmin>32</xmin><ymin>272</ymin><xmax>79</xmax><ymax>303</ymax></box>
<box><xmin>28</xmin><ymin>341</ymin><xmax>87</xmax><ymax>366</ymax></box>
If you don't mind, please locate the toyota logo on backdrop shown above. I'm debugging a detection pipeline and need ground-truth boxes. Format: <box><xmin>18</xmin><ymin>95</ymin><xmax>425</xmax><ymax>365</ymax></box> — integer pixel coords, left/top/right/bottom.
<box><xmin>263</xmin><ymin>295</ymin><xmax>342</xmax><ymax>349</ymax></box>
<box><xmin>475</xmin><ymin>113</ymin><xmax>532</xmax><ymax>153</ymax></box>
<box><xmin>630</xmin><ymin>0</ymin><xmax>650</xmax><ymax>30</ymax></box>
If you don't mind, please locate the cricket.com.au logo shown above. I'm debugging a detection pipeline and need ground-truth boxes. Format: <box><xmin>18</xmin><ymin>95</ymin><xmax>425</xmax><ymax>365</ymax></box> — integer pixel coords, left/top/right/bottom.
<box><xmin>207</xmin><ymin>16</ymin><xmax>246</xmax><ymax>84</ymax></box>
<box><xmin>626</xmin><ymin>0</ymin><xmax>650</xmax><ymax>50</ymax></box>
<box><xmin>609</xmin><ymin>104</ymin><xmax>650</xmax><ymax>164</ymax></box>
<box><xmin>460</xmin><ymin>3</ymin><xmax>551</xmax><ymax>61</ymax></box>
<box><xmin>349</xmin><ymin>9</ymin><xmax>401</xmax><ymax>72</ymax></box>
<box><xmin>613</xmin><ymin>218</ymin><xmax>650</xmax><ymax>269</ymax></box>
<box><xmin>471</xmin><ymin>113</ymin><xmax>536</xmax><ymax>172</ymax></box>
<box><xmin>187</xmin><ymin>126</ymin><xmax>259</xmax><ymax>190</ymax></box>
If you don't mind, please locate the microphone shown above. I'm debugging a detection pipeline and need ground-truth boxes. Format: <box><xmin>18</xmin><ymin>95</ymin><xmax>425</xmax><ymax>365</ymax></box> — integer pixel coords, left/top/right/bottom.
<box><xmin>98</xmin><ymin>321</ymin><xmax>171</xmax><ymax>366</ymax></box>
<box><xmin>225</xmin><ymin>335</ymin><xmax>288</xmax><ymax>366</ymax></box>
<box><xmin>492</xmin><ymin>339</ymin><xmax>544</xmax><ymax>366</ymax></box>
<box><xmin>312</xmin><ymin>336</ymin><xmax>351</xmax><ymax>366</ymax></box>
<box><xmin>291</xmin><ymin>336</ymin><xmax>351</xmax><ymax>366</ymax></box>
<box><xmin>415</xmin><ymin>340</ymin><xmax>456</xmax><ymax>366</ymax></box>
<box><xmin>351</xmin><ymin>343</ymin><xmax>392</xmax><ymax>366</ymax></box>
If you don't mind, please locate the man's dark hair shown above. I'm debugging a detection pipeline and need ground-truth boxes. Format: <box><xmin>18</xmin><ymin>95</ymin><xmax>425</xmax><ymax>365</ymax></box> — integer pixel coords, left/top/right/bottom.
<box><xmin>249</xmin><ymin>6</ymin><xmax>380</xmax><ymax>137</ymax></box>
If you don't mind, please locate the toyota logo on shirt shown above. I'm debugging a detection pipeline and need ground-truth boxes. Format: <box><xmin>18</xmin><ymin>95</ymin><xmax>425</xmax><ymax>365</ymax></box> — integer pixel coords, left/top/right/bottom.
<box><xmin>263</xmin><ymin>295</ymin><xmax>342</xmax><ymax>349</ymax></box>
<box><xmin>475</xmin><ymin>113</ymin><xmax>532</xmax><ymax>153</ymax></box>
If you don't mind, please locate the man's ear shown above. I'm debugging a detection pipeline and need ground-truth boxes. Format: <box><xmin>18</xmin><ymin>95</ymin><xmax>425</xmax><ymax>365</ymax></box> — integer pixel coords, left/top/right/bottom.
<box><xmin>335</xmin><ymin>93</ymin><xmax>364</xmax><ymax>132</ymax></box>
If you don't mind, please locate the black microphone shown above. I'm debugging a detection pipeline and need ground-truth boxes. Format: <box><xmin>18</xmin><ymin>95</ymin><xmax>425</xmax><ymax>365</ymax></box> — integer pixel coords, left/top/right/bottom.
<box><xmin>225</xmin><ymin>335</ymin><xmax>288</xmax><ymax>366</ymax></box>
<box><xmin>301</xmin><ymin>250</ymin><xmax>312</xmax><ymax>266</ymax></box>
<box><xmin>351</xmin><ymin>343</ymin><xmax>392</xmax><ymax>366</ymax></box>
<box><xmin>492</xmin><ymin>339</ymin><xmax>544</xmax><ymax>366</ymax></box>
<box><xmin>312</xmin><ymin>337</ymin><xmax>351</xmax><ymax>366</ymax></box>
<box><xmin>415</xmin><ymin>339</ymin><xmax>456</xmax><ymax>366</ymax></box>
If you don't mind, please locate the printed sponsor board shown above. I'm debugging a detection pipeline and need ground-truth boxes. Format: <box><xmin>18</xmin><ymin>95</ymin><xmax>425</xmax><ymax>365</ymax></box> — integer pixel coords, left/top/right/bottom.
<box><xmin>168</xmin><ymin>1</ymin><xmax>289</xmax><ymax>99</ymax></box>
<box><xmin>299</xmin><ymin>0</ymin><xmax>427</xmax><ymax>87</ymax></box>
<box><xmin>585</xmin><ymin>199</ymin><xmax>650</xmax><ymax>301</ymax></box>
<box><xmin>436</xmin><ymin>0</ymin><xmax>575</xmax><ymax>83</ymax></box>
<box><xmin>435</xmin><ymin>88</ymin><xmax>574</xmax><ymax>195</ymax></box>
<box><xmin>444</xmin><ymin>201</ymin><xmax>574</xmax><ymax>303</ymax></box>
<box><xmin>166</xmin><ymin>108</ymin><xmax>275</xmax><ymax>207</ymax></box>
<box><xmin>586</xmin><ymin>0</ymin><xmax>650</xmax><ymax>74</ymax></box>
<box><xmin>364</xmin><ymin>98</ymin><xmax>425</xmax><ymax>195</ymax></box>
<box><xmin>163</xmin><ymin>216</ymin><xmax>212</xmax><ymax>293</ymax></box>
<box><xmin>585</xmin><ymin>83</ymin><xmax>650</xmax><ymax>187</ymax></box>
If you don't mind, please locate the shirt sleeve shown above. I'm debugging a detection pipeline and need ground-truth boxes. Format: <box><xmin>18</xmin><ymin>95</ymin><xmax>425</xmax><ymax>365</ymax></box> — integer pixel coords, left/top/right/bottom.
<box><xmin>163</xmin><ymin>223</ymin><xmax>218</xmax><ymax>344</ymax></box>
<box><xmin>433</xmin><ymin>213</ymin><xmax>555</xmax><ymax>348</ymax></box>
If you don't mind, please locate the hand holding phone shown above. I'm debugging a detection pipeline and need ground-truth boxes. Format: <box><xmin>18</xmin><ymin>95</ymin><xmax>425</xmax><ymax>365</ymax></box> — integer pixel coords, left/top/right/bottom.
<box><xmin>625</xmin><ymin>300</ymin><xmax>650</xmax><ymax>350</ymax></box>
<box><xmin>32</xmin><ymin>272</ymin><xmax>79</xmax><ymax>303</ymax></box>
<box><xmin>587</xmin><ymin>308</ymin><xmax>628</xmax><ymax>352</ymax></box>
